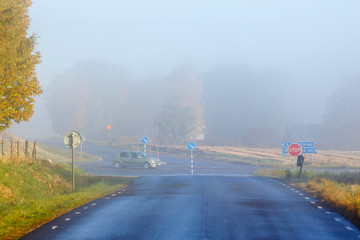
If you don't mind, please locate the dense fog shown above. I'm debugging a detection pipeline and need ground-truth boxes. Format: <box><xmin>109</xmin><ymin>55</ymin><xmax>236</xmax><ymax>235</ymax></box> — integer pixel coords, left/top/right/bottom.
<box><xmin>9</xmin><ymin>0</ymin><xmax>360</xmax><ymax>149</ymax></box>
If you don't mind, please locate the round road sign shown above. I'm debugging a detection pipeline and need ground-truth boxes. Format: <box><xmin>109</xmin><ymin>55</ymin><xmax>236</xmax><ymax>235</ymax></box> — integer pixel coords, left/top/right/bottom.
<box><xmin>288</xmin><ymin>143</ymin><xmax>302</xmax><ymax>157</ymax></box>
<box><xmin>141</xmin><ymin>136</ymin><xmax>149</xmax><ymax>144</ymax></box>
<box><xmin>64</xmin><ymin>131</ymin><xmax>82</xmax><ymax>149</ymax></box>
<box><xmin>188</xmin><ymin>142</ymin><xmax>196</xmax><ymax>151</ymax></box>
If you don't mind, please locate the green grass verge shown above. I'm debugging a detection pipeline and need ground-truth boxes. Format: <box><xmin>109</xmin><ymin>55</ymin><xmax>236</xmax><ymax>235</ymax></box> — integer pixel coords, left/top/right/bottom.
<box><xmin>37</xmin><ymin>144</ymin><xmax>101</xmax><ymax>162</ymax></box>
<box><xmin>0</xmin><ymin>158</ymin><xmax>133</xmax><ymax>240</ymax></box>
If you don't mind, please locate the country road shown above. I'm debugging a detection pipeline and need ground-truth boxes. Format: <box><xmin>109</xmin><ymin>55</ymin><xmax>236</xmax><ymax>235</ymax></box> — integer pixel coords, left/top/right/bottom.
<box><xmin>20</xmin><ymin>140</ymin><xmax>360</xmax><ymax>239</ymax></box>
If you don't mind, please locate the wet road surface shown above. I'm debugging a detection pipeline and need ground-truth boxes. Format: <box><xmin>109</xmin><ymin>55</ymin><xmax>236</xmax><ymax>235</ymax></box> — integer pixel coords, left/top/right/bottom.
<box><xmin>20</xmin><ymin>140</ymin><xmax>360</xmax><ymax>239</ymax></box>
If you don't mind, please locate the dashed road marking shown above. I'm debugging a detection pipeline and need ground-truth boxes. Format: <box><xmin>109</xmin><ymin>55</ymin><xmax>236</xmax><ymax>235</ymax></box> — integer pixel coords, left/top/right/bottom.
<box><xmin>51</xmin><ymin>226</ymin><xmax>58</xmax><ymax>230</ymax></box>
<box><xmin>310</xmin><ymin>201</ymin><xmax>316</xmax><ymax>204</ymax></box>
<box><xmin>84</xmin><ymin>207</ymin><xmax>88</xmax><ymax>209</ymax></box>
<box><xmin>346</xmin><ymin>226</ymin><xmax>353</xmax><ymax>231</ymax></box>
<box><xmin>75</xmin><ymin>212</ymin><xmax>81</xmax><ymax>215</ymax></box>
<box><xmin>317</xmin><ymin>206</ymin><xmax>323</xmax><ymax>209</ymax></box>
<box><xmin>105</xmin><ymin>197</ymin><xmax>110</xmax><ymax>199</ymax></box>
<box><xmin>305</xmin><ymin>197</ymin><xmax>310</xmax><ymax>200</ymax></box>
<box><xmin>326</xmin><ymin>212</ymin><xmax>332</xmax><ymax>214</ymax></box>
<box><xmin>299</xmin><ymin>193</ymin><xmax>304</xmax><ymax>196</ymax></box>
<box><xmin>112</xmin><ymin>194</ymin><xmax>116</xmax><ymax>197</ymax></box>
<box><xmin>335</xmin><ymin>218</ymin><xmax>341</xmax><ymax>222</ymax></box>
<box><xmin>92</xmin><ymin>203</ymin><xmax>96</xmax><ymax>206</ymax></box>
<box><xmin>65</xmin><ymin>218</ymin><xmax>71</xmax><ymax>222</ymax></box>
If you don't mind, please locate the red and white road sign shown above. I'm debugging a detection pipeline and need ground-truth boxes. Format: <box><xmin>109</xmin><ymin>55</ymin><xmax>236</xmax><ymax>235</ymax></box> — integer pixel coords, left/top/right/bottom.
<box><xmin>288</xmin><ymin>143</ymin><xmax>302</xmax><ymax>156</ymax></box>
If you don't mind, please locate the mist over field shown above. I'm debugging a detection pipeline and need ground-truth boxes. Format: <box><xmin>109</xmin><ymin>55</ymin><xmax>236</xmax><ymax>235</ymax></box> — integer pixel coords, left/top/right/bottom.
<box><xmin>8</xmin><ymin>0</ymin><xmax>360</xmax><ymax>149</ymax></box>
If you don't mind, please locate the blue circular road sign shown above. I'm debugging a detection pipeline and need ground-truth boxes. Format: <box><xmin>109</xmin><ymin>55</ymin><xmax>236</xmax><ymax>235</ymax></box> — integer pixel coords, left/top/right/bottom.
<box><xmin>141</xmin><ymin>136</ymin><xmax>149</xmax><ymax>144</ymax></box>
<box><xmin>188</xmin><ymin>142</ymin><xmax>196</xmax><ymax>150</ymax></box>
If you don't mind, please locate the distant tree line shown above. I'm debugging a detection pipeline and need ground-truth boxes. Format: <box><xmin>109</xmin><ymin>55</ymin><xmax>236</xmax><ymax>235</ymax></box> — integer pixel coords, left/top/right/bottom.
<box><xmin>46</xmin><ymin>60</ymin><xmax>360</xmax><ymax>149</ymax></box>
<box><xmin>46</xmin><ymin>61</ymin><xmax>288</xmax><ymax>146</ymax></box>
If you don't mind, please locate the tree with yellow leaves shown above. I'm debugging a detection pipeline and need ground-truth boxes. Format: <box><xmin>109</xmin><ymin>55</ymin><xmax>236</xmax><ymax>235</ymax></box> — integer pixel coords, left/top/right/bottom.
<box><xmin>0</xmin><ymin>0</ymin><xmax>42</xmax><ymax>131</ymax></box>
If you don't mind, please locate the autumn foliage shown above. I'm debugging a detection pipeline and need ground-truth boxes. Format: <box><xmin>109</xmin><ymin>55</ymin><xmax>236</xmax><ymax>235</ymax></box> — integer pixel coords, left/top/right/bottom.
<box><xmin>0</xmin><ymin>0</ymin><xmax>42</xmax><ymax>131</ymax></box>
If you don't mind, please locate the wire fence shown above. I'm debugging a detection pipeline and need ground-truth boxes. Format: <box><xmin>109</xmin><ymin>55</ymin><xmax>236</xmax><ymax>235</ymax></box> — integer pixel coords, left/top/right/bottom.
<box><xmin>0</xmin><ymin>139</ymin><xmax>37</xmax><ymax>160</ymax></box>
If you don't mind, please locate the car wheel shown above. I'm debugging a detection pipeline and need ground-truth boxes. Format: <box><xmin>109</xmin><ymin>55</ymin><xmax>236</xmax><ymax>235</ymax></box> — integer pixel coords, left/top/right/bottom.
<box><xmin>114</xmin><ymin>161</ymin><xmax>121</xmax><ymax>169</ymax></box>
<box><xmin>143</xmin><ymin>162</ymin><xmax>150</xmax><ymax>169</ymax></box>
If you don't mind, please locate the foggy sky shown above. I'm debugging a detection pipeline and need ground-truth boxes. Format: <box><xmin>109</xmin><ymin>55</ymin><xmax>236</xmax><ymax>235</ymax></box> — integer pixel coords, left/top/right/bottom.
<box><xmin>9</xmin><ymin>0</ymin><xmax>360</xmax><ymax>138</ymax></box>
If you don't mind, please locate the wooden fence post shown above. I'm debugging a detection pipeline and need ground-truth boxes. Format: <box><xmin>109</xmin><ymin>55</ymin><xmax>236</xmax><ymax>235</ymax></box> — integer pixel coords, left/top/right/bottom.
<box><xmin>25</xmin><ymin>140</ymin><xmax>28</xmax><ymax>159</ymax></box>
<box><xmin>17</xmin><ymin>140</ymin><xmax>20</xmax><ymax>158</ymax></box>
<box><xmin>32</xmin><ymin>141</ymin><xmax>37</xmax><ymax>159</ymax></box>
<box><xmin>1</xmin><ymin>139</ymin><xmax>4</xmax><ymax>157</ymax></box>
<box><xmin>10</xmin><ymin>140</ymin><xmax>13</xmax><ymax>159</ymax></box>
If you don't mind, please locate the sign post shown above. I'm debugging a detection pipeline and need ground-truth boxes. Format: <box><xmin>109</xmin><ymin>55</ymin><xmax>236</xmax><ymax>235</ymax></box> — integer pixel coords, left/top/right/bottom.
<box><xmin>64</xmin><ymin>131</ymin><xmax>82</xmax><ymax>191</ymax></box>
<box><xmin>297</xmin><ymin>155</ymin><xmax>305</xmax><ymax>178</ymax></box>
<box><xmin>141</xmin><ymin>137</ymin><xmax>149</xmax><ymax>154</ymax></box>
<box><xmin>187</xmin><ymin>142</ymin><xmax>196</xmax><ymax>175</ymax></box>
<box><xmin>106</xmin><ymin>124</ymin><xmax>112</xmax><ymax>143</ymax></box>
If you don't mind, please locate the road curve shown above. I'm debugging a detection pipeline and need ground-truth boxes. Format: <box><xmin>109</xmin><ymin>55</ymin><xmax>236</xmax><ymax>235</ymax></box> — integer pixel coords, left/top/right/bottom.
<box><xmin>21</xmin><ymin>175</ymin><xmax>360</xmax><ymax>240</ymax></box>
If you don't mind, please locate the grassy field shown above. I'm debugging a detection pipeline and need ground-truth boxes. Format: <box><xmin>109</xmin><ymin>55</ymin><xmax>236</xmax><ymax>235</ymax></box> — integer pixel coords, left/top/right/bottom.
<box><xmin>37</xmin><ymin>144</ymin><xmax>101</xmax><ymax>162</ymax></box>
<box><xmin>145</xmin><ymin>145</ymin><xmax>360</xmax><ymax>169</ymax></box>
<box><xmin>0</xmin><ymin>157</ymin><xmax>132</xmax><ymax>240</ymax></box>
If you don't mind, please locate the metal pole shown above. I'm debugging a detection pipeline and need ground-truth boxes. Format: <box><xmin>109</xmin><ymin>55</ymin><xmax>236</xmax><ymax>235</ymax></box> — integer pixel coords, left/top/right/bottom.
<box><xmin>191</xmin><ymin>150</ymin><xmax>194</xmax><ymax>175</ymax></box>
<box><xmin>144</xmin><ymin>144</ymin><xmax>146</xmax><ymax>155</ymax></box>
<box><xmin>157</xmin><ymin>145</ymin><xmax>159</xmax><ymax>161</ymax></box>
<box><xmin>72</xmin><ymin>133</ymin><xmax>75</xmax><ymax>191</ymax></box>
<box><xmin>298</xmin><ymin>163</ymin><xmax>303</xmax><ymax>178</ymax></box>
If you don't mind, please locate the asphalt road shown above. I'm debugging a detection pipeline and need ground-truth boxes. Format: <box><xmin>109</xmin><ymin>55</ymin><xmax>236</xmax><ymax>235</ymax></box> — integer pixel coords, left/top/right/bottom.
<box><xmin>20</xmin><ymin>140</ymin><xmax>360</xmax><ymax>239</ymax></box>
